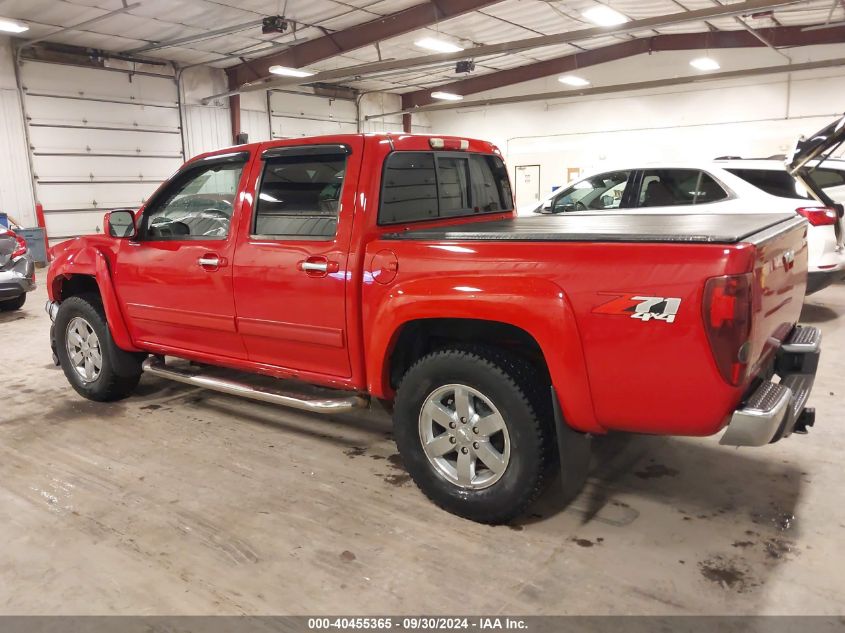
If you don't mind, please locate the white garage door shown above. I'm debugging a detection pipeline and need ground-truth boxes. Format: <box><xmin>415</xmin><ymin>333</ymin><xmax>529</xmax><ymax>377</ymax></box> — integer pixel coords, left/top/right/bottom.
<box><xmin>19</xmin><ymin>61</ymin><xmax>183</xmax><ymax>240</ymax></box>
<box><xmin>269</xmin><ymin>90</ymin><xmax>357</xmax><ymax>139</ymax></box>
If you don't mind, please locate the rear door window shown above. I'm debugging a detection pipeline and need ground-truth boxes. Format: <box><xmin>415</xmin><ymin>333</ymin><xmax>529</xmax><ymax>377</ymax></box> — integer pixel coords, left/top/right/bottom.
<box><xmin>254</xmin><ymin>148</ymin><xmax>348</xmax><ymax>239</ymax></box>
<box><xmin>379</xmin><ymin>152</ymin><xmax>513</xmax><ymax>225</ymax></box>
<box><xmin>638</xmin><ymin>169</ymin><xmax>728</xmax><ymax>207</ymax></box>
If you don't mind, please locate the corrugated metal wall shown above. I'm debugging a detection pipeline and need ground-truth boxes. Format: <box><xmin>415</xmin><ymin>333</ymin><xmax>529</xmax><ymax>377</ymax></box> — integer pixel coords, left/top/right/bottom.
<box><xmin>270</xmin><ymin>90</ymin><xmax>358</xmax><ymax>138</ymax></box>
<box><xmin>0</xmin><ymin>88</ymin><xmax>36</xmax><ymax>227</ymax></box>
<box><xmin>19</xmin><ymin>60</ymin><xmax>183</xmax><ymax>239</ymax></box>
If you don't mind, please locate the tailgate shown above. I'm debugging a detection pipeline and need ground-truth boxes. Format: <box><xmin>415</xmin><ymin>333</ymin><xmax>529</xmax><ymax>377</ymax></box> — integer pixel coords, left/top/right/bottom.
<box><xmin>746</xmin><ymin>216</ymin><xmax>808</xmax><ymax>377</ymax></box>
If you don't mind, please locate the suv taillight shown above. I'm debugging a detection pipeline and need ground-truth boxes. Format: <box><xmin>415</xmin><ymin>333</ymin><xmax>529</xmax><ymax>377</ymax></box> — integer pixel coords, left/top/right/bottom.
<box><xmin>702</xmin><ymin>273</ymin><xmax>753</xmax><ymax>386</ymax></box>
<box><xmin>7</xmin><ymin>229</ymin><xmax>27</xmax><ymax>258</ymax></box>
<box><xmin>796</xmin><ymin>206</ymin><xmax>838</xmax><ymax>226</ymax></box>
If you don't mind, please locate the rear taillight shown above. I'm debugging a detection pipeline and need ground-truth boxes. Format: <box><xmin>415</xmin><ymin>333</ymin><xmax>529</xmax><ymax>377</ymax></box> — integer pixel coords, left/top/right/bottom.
<box><xmin>702</xmin><ymin>273</ymin><xmax>753</xmax><ymax>386</ymax></box>
<box><xmin>8</xmin><ymin>230</ymin><xmax>27</xmax><ymax>258</ymax></box>
<box><xmin>796</xmin><ymin>206</ymin><xmax>838</xmax><ymax>226</ymax></box>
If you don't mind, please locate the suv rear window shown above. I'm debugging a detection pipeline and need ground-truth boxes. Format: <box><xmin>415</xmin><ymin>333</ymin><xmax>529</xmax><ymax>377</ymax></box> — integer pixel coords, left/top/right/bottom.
<box><xmin>726</xmin><ymin>168</ymin><xmax>807</xmax><ymax>199</ymax></box>
<box><xmin>727</xmin><ymin>167</ymin><xmax>845</xmax><ymax>200</ymax></box>
<box><xmin>379</xmin><ymin>151</ymin><xmax>513</xmax><ymax>225</ymax></box>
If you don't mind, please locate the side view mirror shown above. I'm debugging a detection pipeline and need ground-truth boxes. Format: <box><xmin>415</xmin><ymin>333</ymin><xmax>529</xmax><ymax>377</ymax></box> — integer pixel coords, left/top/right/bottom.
<box><xmin>540</xmin><ymin>200</ymin><xmax>553</xmax><ymax>212</ymax></box>
<box><xmin>105</xmin><ymin>209</ymin><xmax>137</xmax><ymax>239</ymax></box>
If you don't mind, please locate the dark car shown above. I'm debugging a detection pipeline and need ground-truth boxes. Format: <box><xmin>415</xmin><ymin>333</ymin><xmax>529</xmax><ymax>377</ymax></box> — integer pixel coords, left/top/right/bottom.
<box><xmin>0</xmin><ymin>228</ymin><xmax>36</xmax><ymax>311</ymax></box>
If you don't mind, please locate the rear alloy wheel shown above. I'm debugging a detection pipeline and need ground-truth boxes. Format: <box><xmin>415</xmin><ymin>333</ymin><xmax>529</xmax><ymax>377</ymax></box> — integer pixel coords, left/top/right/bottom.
<box><xmin>418</xmin><ymin>383</ymin><xmax>511</xmax><ymax>490</ymax></box>
<box><xmin>394</xmin><ymin>348</ymin><xmax>553</xmax><ymax>524</ymax></box>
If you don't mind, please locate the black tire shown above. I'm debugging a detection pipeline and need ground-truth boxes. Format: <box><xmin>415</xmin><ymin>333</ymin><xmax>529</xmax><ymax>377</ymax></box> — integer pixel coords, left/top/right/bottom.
<box><xmin>393</xmin><ymin>347</ymin><xmax>554</xmax><ymax>524</ymax></box>
<box><xmin>54</xmin><ymin>294</ymin><xmax>143</xmax><ymax>402</ymax></box>
<box><xmin>0</xmin><ymin>293</ymin><xmax>26</xmax><ymax>311</ymax></box>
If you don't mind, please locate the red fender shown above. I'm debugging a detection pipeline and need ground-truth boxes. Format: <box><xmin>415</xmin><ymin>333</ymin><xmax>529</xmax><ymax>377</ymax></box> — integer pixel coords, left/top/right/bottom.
<box><xmin>48</xmin><ymin>243</ymin><xmax>140</xmax><ymax>353</ymax></box>
<box><xmin>363</xmin><ymin>274</ymin><xmax>602</xmax><ymax>434</ymax></box>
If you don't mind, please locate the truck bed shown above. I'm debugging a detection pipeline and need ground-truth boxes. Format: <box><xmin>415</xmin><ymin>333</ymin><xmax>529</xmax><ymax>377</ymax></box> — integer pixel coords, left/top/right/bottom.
<box><xmin>383</xmin><ymin>212</ymin><xmax>799</xmax><ymax>244</ymax></box>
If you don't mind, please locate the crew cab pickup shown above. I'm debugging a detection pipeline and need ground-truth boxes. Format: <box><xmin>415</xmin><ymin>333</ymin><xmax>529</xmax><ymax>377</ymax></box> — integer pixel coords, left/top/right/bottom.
<box><xmin>46</xmin><ymin>134</ymin><xmax>821</xmax><ymax>524</ymax></box>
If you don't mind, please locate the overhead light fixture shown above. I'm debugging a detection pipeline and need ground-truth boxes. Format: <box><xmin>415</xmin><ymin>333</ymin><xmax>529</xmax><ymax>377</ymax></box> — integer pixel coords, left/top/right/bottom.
<box><xmin>559</xmin><ymin>75</ymin><xmax>591</xmax><ymax>87</ymax></box>
<box><xmin>268</xmin><ymin>65</ymin><xmax>315</xmax><ymax>77</ymax></box>
<box><xmin>431</xmin><ymin>91</ymin><xmax>464</xmax><ymax>101</ymax></box>
<box><xmin>0</xmin><ymin>18</ymin><xmax>29</xmax><ymax>33</ymax></box>
<box><xmin>581</xmin><ymin>5</ymin><xmax>629</xmax><ymax>27</ymax></box>
<box><xmin>690</xmin><ymin>57</ymin><xmax>720</xmax><ymax>71</ymax></box>
<box><xmin>415</xmin><ymin>37</ymin><xmax>464</xmax><ymax>53</ymax></box>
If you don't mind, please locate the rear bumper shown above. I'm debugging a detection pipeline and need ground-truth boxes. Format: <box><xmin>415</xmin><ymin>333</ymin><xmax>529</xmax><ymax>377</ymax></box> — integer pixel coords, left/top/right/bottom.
<box><xmin>0</xmin><ymin>260</ymin><xmax>36</xmax><ymax>299</ymax></box>
<box><xmin>720</xmin><ymin>325</ymin><xmax>820</xmax><ymax>447</ymax></box>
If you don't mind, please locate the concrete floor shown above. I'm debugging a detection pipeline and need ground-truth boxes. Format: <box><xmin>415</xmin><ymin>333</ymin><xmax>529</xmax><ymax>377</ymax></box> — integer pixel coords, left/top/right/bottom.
<box><xmin>1</xmin><ymin>282</ymin><xmax>844</xmax><ymax>615</ymax></box>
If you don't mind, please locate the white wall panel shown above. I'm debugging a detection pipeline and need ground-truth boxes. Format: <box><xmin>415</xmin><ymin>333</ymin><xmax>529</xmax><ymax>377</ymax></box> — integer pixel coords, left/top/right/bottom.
<box><xmin>28</xmin><ymin>126</ymin><xmax>183</xmax><ymax>157</ymax></box>
<box><xmin>20</xmin><ymin>61</ymin><xmax>177</xmax><ymax>107</ymax></box>
<box><xmin>0</xmin><ymin>90</ymin><xmax>36</xmax><ymax>226</ymax></box>
<box><xmin>242</xmin><ymin>108</ymin><xmax>271</xmax><ymax>143</ymax></box>
<box><xmin>270</xmin><ymin>90</ymin><xmax>357</xmax><ymax>138</ymax></box>
<box><xmin>183</xmin><ymin>104</ymin><xmax>230</xmax><ymax>158</ymax></box>
<box><xmin>25</xmin><ymin>95</ymin><xmax>180</xmax><ymax>132</ymax></box>
<box><xmin>0</xmin><ymin>37</ymin><xmax>35</xmax><ymax>227</ymax></box>
<box><xmin>20</xmin><ymin>60</ymin><xmax>180</xmax><ymax>238</ymax></box>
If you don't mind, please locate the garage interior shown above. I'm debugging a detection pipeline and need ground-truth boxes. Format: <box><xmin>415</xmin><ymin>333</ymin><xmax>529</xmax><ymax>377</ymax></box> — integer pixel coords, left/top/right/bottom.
<box><xmin>2</xmin><ymin>0</ymin><xmax>845</xmax><ymax>618</ymax></box>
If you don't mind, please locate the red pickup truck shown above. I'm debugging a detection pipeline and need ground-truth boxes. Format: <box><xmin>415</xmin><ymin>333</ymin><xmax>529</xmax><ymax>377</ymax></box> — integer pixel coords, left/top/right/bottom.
<box><xmin>46</xmin><ymin>133</ymin><xmax>821</xmax><ymax>523</ymax></box>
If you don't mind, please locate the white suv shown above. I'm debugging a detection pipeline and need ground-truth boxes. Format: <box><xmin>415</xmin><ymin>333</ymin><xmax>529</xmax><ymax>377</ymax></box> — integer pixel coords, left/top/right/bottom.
<box><xmin>529</xmin><ymin>160</ymin><xmax>845</xmax><ymax>294</ymax></box>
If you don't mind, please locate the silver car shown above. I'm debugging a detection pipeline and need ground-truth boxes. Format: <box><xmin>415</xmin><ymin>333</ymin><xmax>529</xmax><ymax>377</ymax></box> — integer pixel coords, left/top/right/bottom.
<box><xmin>0</xmin><ymin>228</ymin><xmax>35</xmax><ymax>311</ymax></box>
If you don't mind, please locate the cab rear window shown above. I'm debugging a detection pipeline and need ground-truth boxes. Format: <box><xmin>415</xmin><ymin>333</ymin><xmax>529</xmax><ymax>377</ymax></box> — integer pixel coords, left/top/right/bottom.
<box><xmin>379</xmin><ymin>151</ymin><xmax>513</xmax><ymax>225</ymax></box>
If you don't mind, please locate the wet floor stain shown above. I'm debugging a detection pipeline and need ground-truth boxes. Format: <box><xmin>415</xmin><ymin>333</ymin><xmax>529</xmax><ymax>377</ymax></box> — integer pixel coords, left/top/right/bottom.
<box><xmin>764</xmin><ymin>537</ymin><xmax>794</xmax><ymax>560</ymax></box>
<box><xmin>507</xmin><ymin>524</ymin><xmax>524</xmax><ymax>531</ymax></box>
<box><xmin>572</xmin><ymin>538</ymin><xmax>596</xmax><ymax>548</ymax></box>
<box><xmin>140</xmin><ymin>404</ymin><xmax>162</xmax><ymax>411</ymax></box>
<box><xmin>343</xmin><ymin>446</ymin><xmax>366</xmax><ymax>458</ymax></box>
<box><xmin>698</xmin><ymin>556</ymin><xmax>756</xmax><ymax>592</ymax></box>
<box><xmin>751</xmin><ymin>509</ymin><xmax>796</xmax><ymax>531</ymax></box>
<box><xmin>382</xmin><ymin>454</ymin><xmax>411</xmax><ymax>487</ymax></box>
<box><xmin>732</xmin><ymin>540</ymin><xmax>755</xmax><ymax>549</ymax></box>
<box><xmin>634</xmin><ymin>464</ymin><xmax>680</xmax><ymax>479</ymax></box>
<box><xmin>340</xmin><ymin>550</ymin><xmax>356</xmax><ymax>562</ymax></box>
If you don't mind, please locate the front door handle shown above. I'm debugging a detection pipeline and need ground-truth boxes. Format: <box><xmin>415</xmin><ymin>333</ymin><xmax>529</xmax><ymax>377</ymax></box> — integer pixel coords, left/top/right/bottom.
<box><xmin>298</xmin><ymin>256</ymin><xmax>339</xmax><ymax>277</ymax></box>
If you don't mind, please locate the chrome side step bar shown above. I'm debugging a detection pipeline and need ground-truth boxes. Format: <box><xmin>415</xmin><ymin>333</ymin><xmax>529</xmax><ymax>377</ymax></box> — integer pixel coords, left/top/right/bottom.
<box><xmin>142</xmin><ymin>357</ymin><xmax>369</xmax><ymax>414</ymax></box>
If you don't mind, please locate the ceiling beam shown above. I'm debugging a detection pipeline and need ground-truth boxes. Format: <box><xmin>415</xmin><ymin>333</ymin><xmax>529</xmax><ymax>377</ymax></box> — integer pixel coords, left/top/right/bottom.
<box><xmin>401</xmin><ymin>24</ymin><xmax>845</xmax><ymax>109</ymax></box>
<box><xmin>226</xmin><ymin>0</ymin><xmax>504</xmax><ymax>88</ymax></box>
<box><xmin>205</xmin><ymin>0</ymin><xmax>803</xmax><ymax>103</ymax></box>
<box><xmin>369</xmin><ymin>57</ymin><xmax>845</xmax><ymax>119</ymax></box>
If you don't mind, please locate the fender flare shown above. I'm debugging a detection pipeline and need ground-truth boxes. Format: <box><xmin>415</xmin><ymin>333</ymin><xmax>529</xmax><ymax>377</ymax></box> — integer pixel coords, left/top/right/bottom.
<box><xmin>365</xmin><ymin>274</ymin><xmax>602</xmax><ymax>433</ymax></box>
<box><xmin>51</xmin><ymin>246</ymin><xmax>140</xmax><ymax>353</ymax></box>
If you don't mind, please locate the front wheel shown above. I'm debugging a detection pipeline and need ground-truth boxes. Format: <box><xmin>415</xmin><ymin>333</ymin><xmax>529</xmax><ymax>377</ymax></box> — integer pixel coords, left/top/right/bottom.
<box><xmin>54</xmin><ymin>295</ymin><xmax>142</xmax><ymax>402</ymax></box>
<box><xmin>393</xmin><ymin>348</ymin><xmax>554</xmax><ymax>524</ymax></box>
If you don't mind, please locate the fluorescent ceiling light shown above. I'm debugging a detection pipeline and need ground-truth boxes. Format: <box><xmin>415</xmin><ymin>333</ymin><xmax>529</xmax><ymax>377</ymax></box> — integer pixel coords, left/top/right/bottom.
<box><xmin>0</xmin><ymin>18</ymin><xmax>29</xmax><ymax>33</ymax></box>
<box><xmin>431</xmin><ymin>91</ymin><xmax>463</xmax><ymax>101</ymax></box>
<box><xmin>559</xmin><ymin>75</ymin><xmax>591</xmax><ymax>87</ymax></box>
<box><xmin>581</xmin><ymin>5</ymin><xmax>629</xmax><ymax>26</ymax></box>
<box><xmin>268</xmin><ymin>65</ymin><xmax>315</xmax><ymax>77</ymax></box>
<box><xmin>415</xmin><ymin>37</ymin><xmax>464</xmax><ymax>53</ymax></box>
<box><xmin>690</xmin><ymin>57</ymin><xmax>720</xmax><ymax>71</ymax></box>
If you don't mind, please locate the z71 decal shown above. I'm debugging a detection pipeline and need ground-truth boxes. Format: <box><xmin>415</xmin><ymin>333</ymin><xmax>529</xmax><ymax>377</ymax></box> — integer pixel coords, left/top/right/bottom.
<box><xmin>593</xmin><ymin>293</ymin><xmax>682</xmax><ymax>323</ymax></box>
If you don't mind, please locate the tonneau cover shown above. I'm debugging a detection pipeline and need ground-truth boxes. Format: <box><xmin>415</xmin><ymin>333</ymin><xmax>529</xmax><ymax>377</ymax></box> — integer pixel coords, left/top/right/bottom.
<box><xmin>383</xmin><ymin>212</ymin><xmax>799</xmax><ymax>244</ymax></box>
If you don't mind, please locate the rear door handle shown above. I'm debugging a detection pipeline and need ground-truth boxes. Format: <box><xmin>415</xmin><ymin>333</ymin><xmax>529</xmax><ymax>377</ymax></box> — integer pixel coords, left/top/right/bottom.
<box><xmin>298</xmin><ymin>256</ymin><xmax>339</xmax><ymax>277</ymax></box>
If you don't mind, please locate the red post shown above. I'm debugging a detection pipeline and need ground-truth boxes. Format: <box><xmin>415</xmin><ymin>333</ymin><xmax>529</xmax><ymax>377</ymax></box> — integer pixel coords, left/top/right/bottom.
<box><xmin>35</xmin><ymin>202</ymin><xmax>50</xmax><ymax>262</ymax></box>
